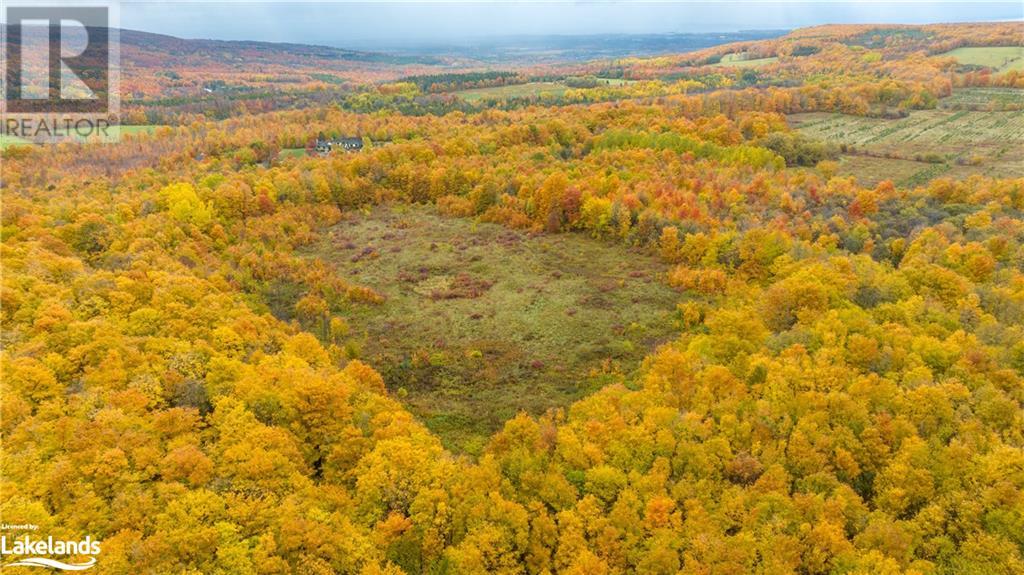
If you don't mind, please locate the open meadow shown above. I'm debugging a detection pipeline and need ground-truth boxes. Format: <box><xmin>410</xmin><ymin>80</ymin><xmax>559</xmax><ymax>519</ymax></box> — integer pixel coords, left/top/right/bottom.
<box><xmin>455</xmin><ymin>81</ymin><xmax>571</xmax><ymax>102</ymax></box>
<box><xmin>712</xmin><ymin>52</ymin><xmax>779</xmax><ymax>68</ymax></box>
<box><xmin>454</xmin><ymin>78</ymin><xmax>631</xmax><ymax>102</ymax></box>
<box><xmin>305</xmin><ymin>205</ymin><xmax>678</xmax><ymax>453</ymax></box>
<box><xmin>940</xmin><ymin>45</ymin><xmax>1024</xmax><ymax>72</ymax></box>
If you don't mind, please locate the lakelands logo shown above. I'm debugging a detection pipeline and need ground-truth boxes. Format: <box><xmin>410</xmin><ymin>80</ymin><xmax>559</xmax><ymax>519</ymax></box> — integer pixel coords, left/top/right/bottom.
<box><xmin>1</xmin><ymin>534</ymin><xmax>101</xmax><ymax>570</ymax></box>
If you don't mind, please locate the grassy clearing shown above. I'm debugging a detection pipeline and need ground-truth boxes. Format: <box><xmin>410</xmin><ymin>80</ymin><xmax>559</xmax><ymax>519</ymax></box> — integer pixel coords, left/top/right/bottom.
<box><xmin>843</xmin><ymin>158</ymin><xmax>954</xmax><ymax>189</ymax></box>
<box><xmin>311</xmin><ymin>205</ymin><xmax>679</xmax><ymax>454</ymax></box>
<box><xmin>790</xmin><ymin>109</ymin><xmax>1024</xmax><ymax>183</ymax></box>
<box><xmin>455</xmin><ymin>81</ymin><xmax>568</xmax><ymax>102</ymax></box>
<box><xmin>940</xmin><ymin>46</ymin><xmax>1024</xmax><ymax>72</ymax></box>
<box><xmin>87</xmin><ymin>124</ymin><xmax>159</xmax><ymax>141</ymax></box>
<box><xmin>828</xmin><ymin>155</ymin><xmax>943</xmax><ymax>188</ymax></box>
<box><xmin>713</xmin><ymin>53</ymin><xmax>778</xmax><ymax>68</ymax></box>
<box><xmin>278</xmin><ymin>147</ymin><xmax>308</xmax><ymax>159</ymax></box>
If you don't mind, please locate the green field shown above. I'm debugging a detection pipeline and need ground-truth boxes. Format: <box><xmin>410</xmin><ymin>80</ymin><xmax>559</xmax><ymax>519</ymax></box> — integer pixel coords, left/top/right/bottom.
<box><xmin>455</xmin><ymin>81</ymin><xmax>569</xmax><ymax>102</ymax></box>
<box><xmin>308</xmin><ymin>205</ymin><xmax>679</xmax><ymax>454</ymax></box>
<box><xmin>713</xmin><ymin>52</ymin><xmax>779</xmax><ymax>68</ymax></box>
<box><xmin>87</xmin><ymin>124</ymin><xmax>159</xmax><ymax>141</ymax></box>
<box><xmin>790</xmin><ymin>109</ymin><xmax>1024</xmax><ymax>184</ymax></box>
<box><xmin>278</xmin><ymin>147</ymin><xmax>308</xmax><ymax>159</ymax></box>
<box><xmin>1</xmin><ymin>124</ymin><xmax>160</xmax><ymax>147</ymax></box>
<box><xmin>592</xmin><ymin>78</ymin><xmax>634</xmax><ymax>86</ymax></box>
<box><xmin>940</xmin><ymin>46</ymin><xmax>1024</xmax><ymax>72</ymax></box>
<box><xmin>62</xmin><ymin>124</ymin><xmax>159</xmax><ymax>142</ymax></box>
<box><xmin>0</xmin><ymin>134</ymin><xmax>31</xmax><ymax>149</ymax></box>
<box><xmin>453</xmin><ymin>78</ymin><xmax>632</xmax><ymax>102</ymax></box>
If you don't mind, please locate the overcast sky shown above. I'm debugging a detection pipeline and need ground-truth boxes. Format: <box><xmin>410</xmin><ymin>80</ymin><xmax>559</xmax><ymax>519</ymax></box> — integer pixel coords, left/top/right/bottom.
<box><xmin>118</xmin><ymin>1</ymin><xmax>1024</xmax><ymax>48</ymax></box>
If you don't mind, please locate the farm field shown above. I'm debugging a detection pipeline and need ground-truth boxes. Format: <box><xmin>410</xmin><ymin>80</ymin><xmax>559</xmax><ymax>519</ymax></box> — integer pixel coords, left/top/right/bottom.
<box><xmin>940</xmin><ymin>86</ymin><xmax>1024</xmax><ymax>110</ymax></box>
<box><xmin>790</xmin><ymin>108</ymin><xmax>1024</xmax><ymax>183</ymax></box>
<box><xmin>453</xmin><ymin>78</ymin><xmax>633</xmax><ymax>102</ymax></box>
<box><xmin>454</xmin><ymin>81</ymin><xmax>569</xmax><ymax>102</ymax></box>
<box><xmin>306</xmin><ymin>204</ymin><xmax>678</xmax><ymax>454</ymax></box>
<box><xmin>940</xmin><ymin>45</ymin><xmax>1024</xmax><ymax>72</ymax></box>
<box><xmin>712</xmin><ymin>52</ymin><xmax>779</xmax><ymax>68</ymax></box>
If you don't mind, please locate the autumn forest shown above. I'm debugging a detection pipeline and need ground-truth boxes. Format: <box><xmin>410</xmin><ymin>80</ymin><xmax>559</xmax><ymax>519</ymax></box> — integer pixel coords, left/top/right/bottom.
<box><xmin>1</xmin><ymin>15</ymin><xmax>1023</xmax><ymax>575</ymax></box>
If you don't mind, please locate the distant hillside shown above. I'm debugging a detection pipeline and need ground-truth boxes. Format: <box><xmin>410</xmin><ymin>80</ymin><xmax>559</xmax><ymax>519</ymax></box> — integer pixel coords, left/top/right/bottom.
<box><xmin>3</xmin><ymin>26</ymin><xmax>790</xmax><ymax>100</ymax></box>
<box><xmin>118</xmin><ymin>28</ymin><xmax>442</xmax><ymax>65</ymax></box>
<box><xmin>377</xmin><ymin>30</ymin><xmax>789</xmax><ymax>63</ymax></box>
<box><xmin>112</xmin><ymin>28</ymin><xmax>458</xmax><ymax>98</ymax></box>
<box><xmin>1</xmin><ymin>26</ymin><xmax>453</xmax><ymax>99</ymax></box>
